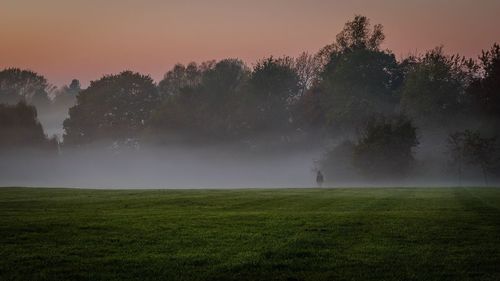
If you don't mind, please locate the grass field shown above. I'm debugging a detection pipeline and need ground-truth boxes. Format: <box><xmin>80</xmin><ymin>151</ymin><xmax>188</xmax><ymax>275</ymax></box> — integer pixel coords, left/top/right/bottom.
<box><xmin>1</xmin><ymin>187</ymin><xmax>500</xmax><ymax>281</ymax></box>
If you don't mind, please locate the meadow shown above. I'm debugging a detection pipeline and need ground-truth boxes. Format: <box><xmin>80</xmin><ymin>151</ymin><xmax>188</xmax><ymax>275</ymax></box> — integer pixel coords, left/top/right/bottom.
<box><xmin>1</xmin><ymin>187</ymin><xmax>499</xmax><ymax>281</ymax></box>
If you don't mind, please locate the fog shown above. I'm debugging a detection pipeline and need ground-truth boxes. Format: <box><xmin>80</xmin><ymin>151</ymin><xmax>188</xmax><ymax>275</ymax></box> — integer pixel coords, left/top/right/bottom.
<box><xmin>2</xmin><ymin>106</ymin><xmax>498</xmax><ymax>189</ymax></box>
<box><xmin>1</xmin><ymin>137</ymin><xmax>497</xmax><ymax>189</ymax></box>
<box><xmin>37</xmin><ymin>109</ymin><xmax>67</xmax><ymax>138</ymax></box>
<box><xmin>0</xmin><ymin>144</ymin><xmax>324</xmax><ymax>189</ymax></box>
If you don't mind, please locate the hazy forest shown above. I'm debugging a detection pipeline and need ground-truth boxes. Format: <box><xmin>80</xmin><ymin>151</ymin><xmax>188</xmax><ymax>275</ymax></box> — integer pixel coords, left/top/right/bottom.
<box><xmin>1</xmin><ymin>15</ymin><xmax>499</xmax><ymax>187</ymax></box>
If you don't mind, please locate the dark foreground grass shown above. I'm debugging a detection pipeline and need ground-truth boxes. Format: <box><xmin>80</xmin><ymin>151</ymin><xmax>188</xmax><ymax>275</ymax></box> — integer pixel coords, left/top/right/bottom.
<box><xmin>1</xmin><ymin>187</ymin><xmax>500</xmax><ymax>281</ymax></box>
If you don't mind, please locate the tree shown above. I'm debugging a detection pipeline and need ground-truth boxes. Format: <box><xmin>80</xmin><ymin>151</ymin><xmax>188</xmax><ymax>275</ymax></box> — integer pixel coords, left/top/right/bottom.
<box><xmin>247</xmin><ymin>56</ymin><xmax>300</xmax><ymax>131</ymax></box>
<box><xmin>447</xmin><ymin>130</ymin><xmax>499</xmax><ymax>184</ymax></box>
<box><xmin>467</xmin><ymin>43</ymin><xmax>500</xmax><ymax>129</ymax></box>
<box><xmin>294</xmin><ymin>52</ymin><xmax>321</xmax><ymax>95</ymax></box>
<box><xmin>352</xmin><ymin>114</ymin><xmax>419</xmax><ymax>179</ymax></box>
<box><xmin>63</xmin><ymin>71</ymin><xmax>159</xmax><ymax>145</ymax></box>
<box><xmin>150</xmin><ymin>59</ymin><xmax>251</xmax><ymax>139</ymax></box>
<box><xmin>400</xmin><ymin>47</ymin><xmax>477</xmax><ymax>130</ymax></box>
<box><xmin>334</xmin><ymin>15</ymin><xmax>385</xmax><ymax>52</ymax></box>
<box><xmin>463</xmin><ymin>131</ymin><xmax>498</xmax><ymax>184</ymax></box>
<box><xmin>198</xmin><ymin>59</ymin><xmax>250</xmax><ymax>136</ymax></box>
<box><xmin>292</xmin><ymin>86</ymin><xmax>326</xmax><ymax>131</ymax></box>
<box><xmin>317</xmin><ymin>16</ymin><xmax>399</xmax><ymax>132</ymax></box>
<box><xmin>157</xmin><ymin>62</ymin><xmax>205</xmax><ymax>98</ymax></box>
<box><xmin>0</xmin><ymin>68</ymin><xmax>52</xmax><ymax>109</ymax></box>
<box><xmin>320</xmin><ymin>49</ymin><xmax>399</xmax><ymax>131</ymax></box>
<box><xmin>0</xmin><ymin>101</ymin><xmax>57</xmax><ymax>150</ymax></box>
<box><xmin>150</xmin><ymin>84</ymin><xmax>198</xmax><ymax>133</ymax></box>
<box><xmin>315</xmin><ymin>15</ymin><xmax>386</xmax><ymax>69</ymax></box>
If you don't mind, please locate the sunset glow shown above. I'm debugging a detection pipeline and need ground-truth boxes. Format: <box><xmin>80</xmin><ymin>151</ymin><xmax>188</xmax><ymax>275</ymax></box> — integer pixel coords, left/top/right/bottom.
<box><xmin>1</xmin><ymin>0</ymin><xmax>499</xmax><ymax>86</ymax></box>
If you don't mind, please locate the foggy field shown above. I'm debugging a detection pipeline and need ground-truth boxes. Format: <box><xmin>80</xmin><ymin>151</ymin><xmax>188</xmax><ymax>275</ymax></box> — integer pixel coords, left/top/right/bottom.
<box><xmin>1</xmin><ymin>187</ymin><xmax>500</xmax><ymax>281</ymax></box>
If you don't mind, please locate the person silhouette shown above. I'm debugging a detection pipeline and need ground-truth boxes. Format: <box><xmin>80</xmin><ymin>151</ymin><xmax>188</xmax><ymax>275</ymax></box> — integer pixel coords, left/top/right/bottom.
<box><xmin>316</xmin><ymin>170</ymin><xmax>324</xmax><ymax>187</ymax></box>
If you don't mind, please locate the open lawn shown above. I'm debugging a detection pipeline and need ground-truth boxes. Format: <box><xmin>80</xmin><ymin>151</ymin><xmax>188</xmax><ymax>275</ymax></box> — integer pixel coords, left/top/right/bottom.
<box><xmin>1</xmin><ymin>187</ymin><xmax>500</xmax><ymax>281</ymax></box>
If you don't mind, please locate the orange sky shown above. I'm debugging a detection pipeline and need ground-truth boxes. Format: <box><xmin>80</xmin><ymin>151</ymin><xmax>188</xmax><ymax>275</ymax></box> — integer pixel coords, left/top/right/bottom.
<box><xmin>1</xmin><ymin>0</ymin><xmax>499</xmax><ymax>87</ymax></box>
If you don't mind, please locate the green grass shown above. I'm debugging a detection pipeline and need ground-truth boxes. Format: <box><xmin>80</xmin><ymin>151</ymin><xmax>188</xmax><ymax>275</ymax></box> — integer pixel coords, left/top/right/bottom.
<box><xmin>1</xmin><ymin>187</ymin><xmax>500</xmax><ymax>281</ymax></box>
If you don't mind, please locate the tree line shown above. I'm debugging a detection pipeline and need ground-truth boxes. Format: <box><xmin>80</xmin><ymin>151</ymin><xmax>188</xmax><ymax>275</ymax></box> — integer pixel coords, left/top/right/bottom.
<box><xmin>1</xmin><ymin>15</ymin><xmax>499</xmax><ymax>182</ymax></box>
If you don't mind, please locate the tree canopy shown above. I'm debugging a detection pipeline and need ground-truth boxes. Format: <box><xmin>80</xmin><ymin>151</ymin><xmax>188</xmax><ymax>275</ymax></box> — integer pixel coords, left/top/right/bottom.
<box><xmin>467</xmin><ymin>43</ymin><xmax>500</xmax><ymax>129</ymax></box>
<box><xmin>0</xmin><ymin>101</ymin><xmax>57</xmax><ymax>150</ymax></box>
<box><xmin>63</xmin><ymin>71</ymin><xmax>159</xmax><ymax>145</ymax></box>
<box><xmin>0</xmin><ymin>68</ymin><xmax>52</xmax><ymax>109</ymax></box>
<box><xmin>352</xmin><ymin>114</ymin><xmax>419</xmax><ymax>179</ymax></box>
<box><xmin>400</xmin><ymin>47</ymin><xmax>476</xmax><ymax>129</ymax></box>
<box><xmin>316</xmin><ymin>16</ymin><xmax>400</xmax><ymax>131</ymax></box>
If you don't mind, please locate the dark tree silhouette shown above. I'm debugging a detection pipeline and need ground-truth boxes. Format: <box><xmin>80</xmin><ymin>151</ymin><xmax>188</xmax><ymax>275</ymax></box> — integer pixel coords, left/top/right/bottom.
<box><xmin>352</xmin><ymin>114</ymin><xmax>419</xmax><ymax>179</ymax></box>
<box><xmin>463</xmin><ymin>130</ymin><xmax>498</xmax><ymax>184</ymax></box>
<box><xmin>467</xmin><ymin>43</ymin><xmax>500</xmax><ymax>129</ymax></box>
<box><xmin>63</xmin><ymin>71</ymin><xmax>159</xmax><ymax>145</ymax></box>
<box><xmin>400</xmin><ymin>47</ymin><xmax>476</xmax><ymax>130</ymax></box>
<box><xmin>294</xmin><ymin>52</ymin><xmax>321</xmax><ymax>95</ymax></box>
<box><xmin>0</xmin><ymin>101</ymin><xmax>57</xmax><ymax>150</ymax></box>
<box><xmin>313</xmin><ymin>15</ymin><xmax>400</xmax><ymax>132</ymax></box>
<box><xmin>247</xmin><ymin>56</ymin><xmax>300</xmax><ymax>131</ymax></box>
<box><xmin>335</xmin><ymin>15</ymin><xmax>385</xmax><ymax>52</ymax></box>
<box><xmin>320</xmin><ymin>49</ymin><xmax>399</xmax><ymax>131</ymax></box>
<box><xmin>0</xmin><ymin>68</ymin><xmax>52</xmax><ymax>109</ymax></box>
<box><xmin>447</xmin><ymin>130</ymin><xmax>499</xmax><ymax>184</ymax></box>
<box><xmin>157</xmin><ymin>62</ymin><xmax>205</xmax><ymax>98</ymax></box>
<box><xmin>151</xmin><ymin>59</ymin><xmax>250</xmax><ymax>139</ymax></box>
<box><xmin>292</xmin><ymin>86</ymin><xmax>326</xmax><ymax>131</ymax></box>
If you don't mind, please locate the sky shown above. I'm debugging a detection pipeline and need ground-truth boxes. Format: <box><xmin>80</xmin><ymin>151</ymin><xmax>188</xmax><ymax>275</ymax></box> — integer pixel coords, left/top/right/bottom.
<box><xmin>1</xmin><ymin>0</ymin><xmax>499</xmax><ymax>87</ymax></box>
